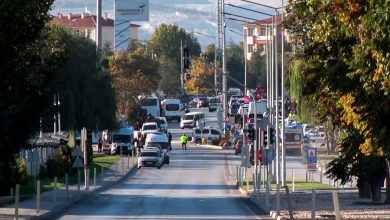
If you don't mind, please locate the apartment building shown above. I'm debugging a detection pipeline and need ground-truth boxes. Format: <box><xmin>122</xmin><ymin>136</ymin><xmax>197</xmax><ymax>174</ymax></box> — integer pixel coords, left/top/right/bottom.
<box><xmin>243</xmin><ymin>14</ymin><xmax>291</xmax><ymax>60</ymax></box>
<box><xmin>53</xmin><ymin>12</ymin><xmax>140</xmax><ymax>50</ymax></box>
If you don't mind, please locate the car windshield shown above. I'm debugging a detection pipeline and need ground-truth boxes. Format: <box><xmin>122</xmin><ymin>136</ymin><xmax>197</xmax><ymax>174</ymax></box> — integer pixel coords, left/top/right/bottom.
<box><xmin>166</xmin><ymin>104</ymin><xmax>179</xmax><ymax>111</ymax></box>
<box><xmin>183</xmin><ymin>115</ymin><xmax>194</xmax><ymax>120</ymax></box>
<box><xmin>140</xmin><ymin>98</ymin><xmax>158</xmax><ymax>106</ymax></box>
<box><xmin>140</xmin><ymin>152</ymin><xmax>158</xmax><ymax>157</ymax></box>
<box><xmin>147</xmin><ymin>142</ymin><xmax>170</xmax><ymax>150</ymax></box>
<box><xmin>112</xmin><ymin>134</ymin><xmax>130</xmax><ymax>143</ymax></box>
<box><xmin>143</xmin><ymin>125</ymin><xmax>157</xmax><ymax>130</ymax></box>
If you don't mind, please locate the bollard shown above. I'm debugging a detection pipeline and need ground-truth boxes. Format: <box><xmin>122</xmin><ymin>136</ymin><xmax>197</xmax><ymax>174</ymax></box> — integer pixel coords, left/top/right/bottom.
<box><xmin>332</xmin><ymin>190</ymin><xmax>341</xmax><ymax>220</ymax></box>
<box><xmin>85</xmin><ymin>169</ymin><xmax>90</xmax><ymax>191</ymax></box>
<box><xmin>128</xmin><ymin>154</ymin><xmax>130</xmax><ymax>169</ymax></box>
<box><xmin>115</xmin><ymin>163</ymin><xmax>118</xmax><ymax>178</ymax></box>
<box><xmin>53</xmin><ymin>177</ymin><xmax>57</xmax><ymax>202</ymax></box>
<box><xmin>36</xmin><ymin>180</ymin><xmax>40</xmax><ymax>214</ymax></box>
<box><xmin>311</xmin><ymin>189</ymin><xmax>316</xmax><ymax>220</ymax></box>
<box><xmin>101</xmin><ymin>165</ymin><xmax>104</xmax><ymax>181</ymax></box>
<box><xmin>121</xmin><ymin>155</ymin><xmax>124</xmax><ymax>174</ymax></box>
<box><xmin>94</xmin><ymin>168</ymin><xmax>97</xmax><ymax>189</ymax></box>
<box><xmin>276</xmin><ymin>184</ymin><xmax>280</xmax><ymax>216</ymax></box>
<box><xmin>292</xmin><ymin>170</ymin><xmax>295</xmax><ymax>192</ymax></box>
<box><xmin>236</xmin><ymin>165</ymin><xmax>239</xmax><ymax>184</ymax></box>
<box><xmin>15</xmin><ymin>184</ymin><xmax>20</xmax><ymax>220</ymax></box>
<box><xmin>65</xmin><ymin>173</ymin><xmax>69</xmax><ymax>199</ymax></box>
<box><xmin>77</xmin><ymin>169</ymin><xmax>81</xmax><ymax>192</ymax></box>
<box><xmin>306</xmin><ymin>170</ymin><xmax>308</xmax><ymax>182</ymax></box>
<box><xmin>319</xmin><ymin>167</ymin><xmax>323</xmax><ymax>183</ymax></box>
<box><xmin>252</xmin><ymin>173</ymin><xmax>256</xmax><ymax>193</ymax></box>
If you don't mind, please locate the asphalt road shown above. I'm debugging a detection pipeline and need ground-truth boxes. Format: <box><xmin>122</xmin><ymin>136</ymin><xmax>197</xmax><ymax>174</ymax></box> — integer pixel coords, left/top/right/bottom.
<box><xmin>55</xmin><ymin>108</ymin><xmax>269</xmax><ymax>220</ymax></box>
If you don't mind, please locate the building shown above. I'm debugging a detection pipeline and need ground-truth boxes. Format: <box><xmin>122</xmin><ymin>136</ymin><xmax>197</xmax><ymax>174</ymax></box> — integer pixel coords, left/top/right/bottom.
<box><xmin>53</xmin><ymin>12</ymin><xmax>140</xmax><ymax>50</ymax></box>
<box><xmin>243</xmin><ymin>14</ymin><xmax>292</xmax><ymax>60</ymax></box>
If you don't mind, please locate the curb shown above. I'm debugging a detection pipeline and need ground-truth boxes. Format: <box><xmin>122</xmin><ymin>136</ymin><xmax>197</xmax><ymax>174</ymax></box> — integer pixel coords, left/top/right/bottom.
<box><xmin>30</xmin><ymin>163</ymin><xmax>138</xmax><ymax>220</ymax></box>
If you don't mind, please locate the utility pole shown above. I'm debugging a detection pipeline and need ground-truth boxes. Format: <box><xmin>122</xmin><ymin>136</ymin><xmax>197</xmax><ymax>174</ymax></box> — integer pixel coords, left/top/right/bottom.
<box><xmin>281</xmin><ymin>0</ymin><xmax>286</xmax><ymax>186</ymax></box>
<box><xmin>96</xmin><ymin>0</ymin><xmax>102</xmax><ymax>49</ymax></box>
<box><xmin>222</xmin><ymin>0</ymin><xmax>228</xmax><ymax>119</ymax></box>
<box><xmin>180</xmin><ymin>40</ymin><xmax>184</xmax><ymax>95</ymax></box>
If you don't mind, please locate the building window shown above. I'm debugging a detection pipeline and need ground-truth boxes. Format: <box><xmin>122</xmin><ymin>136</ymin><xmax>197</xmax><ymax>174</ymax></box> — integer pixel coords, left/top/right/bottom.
<box><xmin>260</xmin><ymin>28</ymin><xmax>266</xmax><ymax>36</ymax></box>
<box><xmin>248</xmin><ymin>28</ymin><xmax>254</xmax><ymax>36</ymax></box>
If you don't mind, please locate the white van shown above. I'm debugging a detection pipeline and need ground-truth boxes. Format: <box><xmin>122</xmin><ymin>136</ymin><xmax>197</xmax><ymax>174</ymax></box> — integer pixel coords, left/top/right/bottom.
<box><xmin>139</xmin><ymin>95</ymin><xmax>160</xmax><ymax>117</ymax></box>
<box><xmin>248</xmin><ymin>101</ymin><xmax>267</xmax><ymax>118</ymax></box>
<box><xmin>161</xmin><ymin>99</ymin><xmax>181</xmax><ymax>121</ymax></box>
<box><xmin>180</xmin><ymin>112</ymin><xmax>205</xmax><ymax>129</ymax></box>
<box><xmin>145</xmin><ymin>132</ymin><xmax>170</xmax><ymax>164</ymax></box>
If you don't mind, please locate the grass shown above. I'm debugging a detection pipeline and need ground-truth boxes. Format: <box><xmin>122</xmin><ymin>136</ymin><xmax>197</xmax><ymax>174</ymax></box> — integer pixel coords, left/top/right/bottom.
<box><xmin>240</xmin><ymin>178</ymin><xmax>334</xmax><ymax>191</ymax></box>
<box><xmin>16</xmin><ymin>154</ymin><xmax>120</xmax><ymax>197</ymax></box>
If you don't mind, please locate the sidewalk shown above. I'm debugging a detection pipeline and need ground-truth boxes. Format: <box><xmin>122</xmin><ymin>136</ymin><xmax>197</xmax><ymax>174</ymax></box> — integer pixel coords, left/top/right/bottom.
<box><xmin>0</xmin><ymin>154</ymin><xmax>137</xmax><ymax>220</ymax></box>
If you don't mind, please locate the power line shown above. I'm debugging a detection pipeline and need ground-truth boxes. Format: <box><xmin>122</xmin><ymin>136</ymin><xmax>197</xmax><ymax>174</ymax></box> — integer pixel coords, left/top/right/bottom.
<box><xmin>226</xmin><ymin>3</ymin><xmax>273</xmax><ymax>17</ymax></box>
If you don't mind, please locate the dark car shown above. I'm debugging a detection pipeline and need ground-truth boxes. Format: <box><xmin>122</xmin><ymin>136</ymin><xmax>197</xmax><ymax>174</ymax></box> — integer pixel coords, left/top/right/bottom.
<box><xmin>197</xmin><ymin>97</ymin><xmax>209</xmax><ymax>108</ymax></box>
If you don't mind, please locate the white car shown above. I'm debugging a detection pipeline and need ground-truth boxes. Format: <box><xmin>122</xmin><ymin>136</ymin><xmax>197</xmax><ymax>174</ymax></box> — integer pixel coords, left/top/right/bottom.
<box><xmin>180</xmin><ymin>112</ymin><xmax>205</xmax><ymax>129</ymax></box>
<box><xmin>191</xmin><ymin>126</ymin><xmax>225</xmax><ymax>144</ymax></box>
<box><xmin>137</xmin><ymin>150</ymin><xmax>163</xmax><ymax>169</ymax></box>
<box><xmin>141</xmin><ymin>122</ymin><xmax>159</xmax><ymax>136</ymax></box>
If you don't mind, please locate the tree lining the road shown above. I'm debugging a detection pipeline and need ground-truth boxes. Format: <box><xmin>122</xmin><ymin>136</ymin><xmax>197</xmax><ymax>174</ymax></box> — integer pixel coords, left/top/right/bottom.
<box><xmin>286</xmin><ymin>0</ymin><xmax>390</xmax><ymax>202</ymax></box>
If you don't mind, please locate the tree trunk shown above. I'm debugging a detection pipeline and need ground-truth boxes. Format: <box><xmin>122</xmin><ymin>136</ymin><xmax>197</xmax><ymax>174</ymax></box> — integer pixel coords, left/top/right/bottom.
<box><xmin>325</xmin><ymin>120</ymin><xmax>331</xmax><ymax>155</ymax></box>
<box><xmin>384</xmin><ymin>159</ymin><xmax>390</xmax><ymax>204</ymax></box>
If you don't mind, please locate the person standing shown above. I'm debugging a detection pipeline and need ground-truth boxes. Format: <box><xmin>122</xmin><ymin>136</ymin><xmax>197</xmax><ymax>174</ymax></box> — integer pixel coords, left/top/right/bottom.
<box><xmin>98</xmin><ymin>138</ymin><xmax>102</xmax><ymax>153</ymax></box>
<box><xmin>180</xmin><ymin>133</ymin><xmax>188</xmax><ymax>150</ymax></box>
<box><xmin>168</xmin><ymin>132</ymin><xmax>172</xmax><ymax>151</ymax></box>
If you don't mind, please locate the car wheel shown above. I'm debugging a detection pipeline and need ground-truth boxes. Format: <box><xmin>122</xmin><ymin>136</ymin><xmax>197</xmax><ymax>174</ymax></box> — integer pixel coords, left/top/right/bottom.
<box><xmin>138</xmin><ymin>166</ymin><xmax>141</xmax><ymax>169</ymax></box>
<box><xmin>195</xmin><ymin>139</ymin><xmax>201</xmax><ymax>145</ymax></box>
<box><xmin>157</xmin><ymin>165</ymin><xmax>161</xmax><ymax>169</ymax></box>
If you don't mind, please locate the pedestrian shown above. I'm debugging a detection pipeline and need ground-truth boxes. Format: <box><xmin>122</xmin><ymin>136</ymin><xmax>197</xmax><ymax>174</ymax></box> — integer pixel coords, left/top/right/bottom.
<box><xmin>168</xmin><ymin>132</ymin><xmax>172</xmax><ymax>151</ymax></box>
<box><xmin>180</xmin><ymin>133</ymin><xmax>188</xmax><ymax>150</ymax></box>
<box><xmin>98</xmin><ymin>138</ymin><xmax>102</xmax><ymax>153</ymax></box>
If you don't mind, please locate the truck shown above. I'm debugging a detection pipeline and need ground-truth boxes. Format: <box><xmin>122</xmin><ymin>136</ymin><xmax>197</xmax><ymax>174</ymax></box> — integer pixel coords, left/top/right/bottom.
<box><xmin>102</xmin><ymin>125</ymin><xmax>134</xmax><ymax>155</ymax></box>
<box><xmin>284</xmin><ymin>124</ymin><xmax>304</xmax><ymax>156</ymax></box>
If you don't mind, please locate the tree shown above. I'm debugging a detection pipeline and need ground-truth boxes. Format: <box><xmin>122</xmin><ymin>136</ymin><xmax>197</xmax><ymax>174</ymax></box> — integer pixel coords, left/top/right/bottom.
<box><xmin>0</xmin><ymin>0</ymin><xmax>64</xmax><ymax>194</ymax></box>
<box><xmin>158</xmin><ymin>58</ymin><xmax>181</xmax><ymax>97</ymax></box>
<box><xmin>109</xmin><ymin>48</ymin><xmax>160</xmax><ymax>122</ymax></box>
<box><xmin>286</xmin><ymin>0</ymin><xmax>390</xmax><ymax>202</ymax></box>
<box><xmin>227</xmin><ymin>42</ymin><xmax>245</xmax><ymax>88</ymax></box>
<box><xmin>185</xmin><ymin>58</ymin><xmax>215</xmax><ymax>94</ymax></box>
<box><xmin>150</xmin><ymin>24</ymin><xmax>201</xmax><ymax>96</ymax></box>
<box><xmin>150</xmin><ymin>24</ymin><xmax>201</xmax><ymax>66</ymax></box>
<box><xmin>247</xmin><ymin>51</ymin><xmax>267</xmax><ymax>89</ymax></box>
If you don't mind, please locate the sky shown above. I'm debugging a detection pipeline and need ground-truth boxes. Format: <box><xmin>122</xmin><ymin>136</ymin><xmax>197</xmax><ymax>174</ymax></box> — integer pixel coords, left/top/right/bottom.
<box><xmin>52</xmin><ymin>0</ymin><xmax>284</xmax><ymax>49</ymax></box>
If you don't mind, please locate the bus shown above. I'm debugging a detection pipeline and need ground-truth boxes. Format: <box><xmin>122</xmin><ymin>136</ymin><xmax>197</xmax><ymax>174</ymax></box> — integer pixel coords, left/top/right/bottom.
<box><xmin>139</xmin><ymin>95</ymin><xmax>160</xmax><ymax>117</ymax></box>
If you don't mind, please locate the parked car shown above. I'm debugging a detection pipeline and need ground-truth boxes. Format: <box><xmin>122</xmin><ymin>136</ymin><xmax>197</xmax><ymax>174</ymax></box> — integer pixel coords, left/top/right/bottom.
<box><xmin>137</xmin><ymin>150</ymin><xmax>163</xmax><ymax>169</ymax></box>
<box><xmin>191</xmin><ymin>126</ymin><xmax>225</xmax><ymax>144</ymax></box>
<box><xmin>141</xmin><ymin>122</ymin><xmax>159</xmax><ymax>136</ymax></box>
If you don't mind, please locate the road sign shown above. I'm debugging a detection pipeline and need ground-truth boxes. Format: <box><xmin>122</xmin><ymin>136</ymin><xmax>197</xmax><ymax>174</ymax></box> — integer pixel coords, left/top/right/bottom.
<box><xmin>72</xmin><ymin>146</ymin><xmax>83</xmax><ymax>157</ymax></box>
<box><xmin>72</xmin><ymin>157</ymin><xmax>84</xmax><ymax>168</ymax></box>
<box><xmin>307</xmin><ymin>163</ymin><xmax>317</xmax><ymax>171</ymax></box>
<box><xmin>306</xmin><ymin>147</ymin><xmax>317</xmax><ymax>170</ymax></box>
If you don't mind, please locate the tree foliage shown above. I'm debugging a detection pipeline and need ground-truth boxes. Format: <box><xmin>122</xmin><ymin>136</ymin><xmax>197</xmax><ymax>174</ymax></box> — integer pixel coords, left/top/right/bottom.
<box><xmin>286</xmin><ymin>0</ymin><xmax>390</xmax><ymax>199</ymax></box>
<box><xmin>186</xmin><ymin>58</ymin><xmax>215</xmax><ymax>94</ymax></box>
<box><xmin>150</xmin><ymin>24</ymin><xmax>201</xmax><ymax>66</ymax></box>
<box><xmin>50</xmin><ymin>26</ymin><xmax>116</xmax><ymax>131</ymax></box>
<box><xmin>0</xmin><ymin>0</ymin><xmax>64</xmax><ymax>194</ymax></box>
<box><xmin>247</xmin><ymin>51</ymin><xmax>267</xmax><ymax>89</ymax></box>
<box><xmin>109</xmin><ymin>48</ymin><xmax>160</xmax><ymax>120</ymax></box>
<box><xmin>227</xmin><ymin>42</ymin><xmax>245</xmax><ymax>88</ymax></box>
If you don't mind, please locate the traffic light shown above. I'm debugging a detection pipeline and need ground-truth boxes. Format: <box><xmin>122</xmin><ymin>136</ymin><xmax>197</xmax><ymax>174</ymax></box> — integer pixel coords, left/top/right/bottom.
<box><xmin>248</xmin><ymin>128</ymin><xmax>255</xmax><ymax>141</ymax></box>
<box><xmin>183</xmin><ymin>48</ymin><xmax>190</xmax><ymax>68</ymax></box>
<box><xmin>263</xmin><ymin>129</ymin><xmax>267</xmax><ymax>146</ymax></box>
<box><xmin>269</xmin><ymin>127</ymin><xmax>275</xmax><ymax>144</ymax></box>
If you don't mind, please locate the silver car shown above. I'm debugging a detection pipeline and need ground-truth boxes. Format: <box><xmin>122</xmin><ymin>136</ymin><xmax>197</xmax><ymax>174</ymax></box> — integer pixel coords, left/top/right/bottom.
<box><xmin>138</xmin><ymin>150</ymin><xmax>163</xmax><ymax>169</ymax></box>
